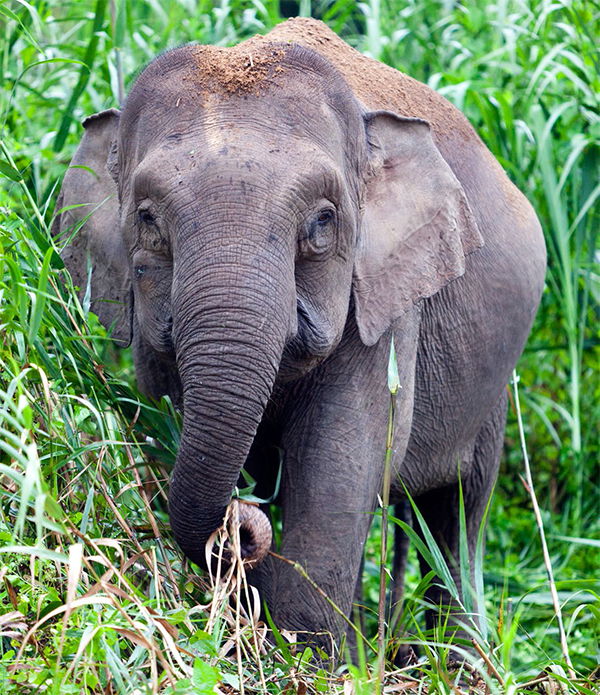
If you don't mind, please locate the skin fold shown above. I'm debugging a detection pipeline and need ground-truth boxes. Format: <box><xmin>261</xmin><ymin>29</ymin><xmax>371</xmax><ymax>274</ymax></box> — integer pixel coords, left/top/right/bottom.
<box><xmin>53</xmin><ymin>18</ymin><xmax>546</xmax><ymax>661</ymax></box>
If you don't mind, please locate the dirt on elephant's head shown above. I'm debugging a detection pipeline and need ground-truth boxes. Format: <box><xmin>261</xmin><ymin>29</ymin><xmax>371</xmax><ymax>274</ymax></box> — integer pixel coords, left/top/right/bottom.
<box><xmin>187</xmin><ymin>37</ymin><xmax>287</xmax><ymax>96</ymax></box>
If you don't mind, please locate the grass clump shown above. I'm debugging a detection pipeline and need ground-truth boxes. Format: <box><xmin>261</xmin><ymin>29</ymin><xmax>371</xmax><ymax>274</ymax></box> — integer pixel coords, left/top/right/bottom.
<box><xmin>1</xmin><ymin>0</ymin><xmax>598</xmax><ymax>693</ymax></box>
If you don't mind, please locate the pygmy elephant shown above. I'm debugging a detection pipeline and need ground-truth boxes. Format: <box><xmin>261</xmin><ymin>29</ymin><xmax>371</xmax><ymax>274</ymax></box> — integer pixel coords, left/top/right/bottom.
<box><xmin>53</xmin><ymin>18</ymin><xmax>546</xmax><ymax>657</ymax></box>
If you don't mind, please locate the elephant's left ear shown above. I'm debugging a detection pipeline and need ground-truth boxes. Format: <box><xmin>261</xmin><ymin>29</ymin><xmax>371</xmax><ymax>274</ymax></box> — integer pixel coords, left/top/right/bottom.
<box><xmin>353</xmin><ymin>111</ymin><xmax>483</xmax><ymax>346</ymax></box>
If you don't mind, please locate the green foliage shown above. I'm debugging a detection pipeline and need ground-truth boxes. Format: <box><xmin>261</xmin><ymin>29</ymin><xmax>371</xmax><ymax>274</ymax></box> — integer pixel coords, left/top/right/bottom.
<box><xmin>1</xmin><ymin>0</ymin><xmax>598</xmax><ymax>692</ymax></box>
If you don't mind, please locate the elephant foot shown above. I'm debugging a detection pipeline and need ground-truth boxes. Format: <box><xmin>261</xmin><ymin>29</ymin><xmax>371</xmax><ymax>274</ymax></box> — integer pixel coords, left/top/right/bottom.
<box><xmin>392</xmin><ymin>642</ymin><xmax>419</xmax><ymax>668</ymax></box>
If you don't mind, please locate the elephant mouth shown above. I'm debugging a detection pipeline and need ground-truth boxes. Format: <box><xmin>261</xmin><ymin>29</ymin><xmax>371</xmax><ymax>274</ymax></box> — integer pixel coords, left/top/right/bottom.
<box><xmin>158</xmin><ymin>314</ymin><xmax>175</xmax><ymax>355</ymax></box>
<box><xmin>278</xmin><ymin>299</ymin><xmax>330</xmax><ymax>380</ymax></box>
<box><xmin>139</xmin><ymin>312</ymin><xmax>176</xmax><ymax>357</ymax></box>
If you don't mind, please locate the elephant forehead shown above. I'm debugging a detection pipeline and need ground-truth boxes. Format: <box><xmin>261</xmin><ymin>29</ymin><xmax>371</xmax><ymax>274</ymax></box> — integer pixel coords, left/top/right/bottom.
<box><xmin>133</xmin><ymin>143</ymin><xmax>344</xmax><ymax>206</ymax></box>
<box><xmin>126</xmin><ymin>85</ymin><xmax>346</xmax><ymax>158</ymax></box>
<box><xmin>124</xmin><ymin>100</ymin><xmax>348</xmax><ymax>193</ymax></box>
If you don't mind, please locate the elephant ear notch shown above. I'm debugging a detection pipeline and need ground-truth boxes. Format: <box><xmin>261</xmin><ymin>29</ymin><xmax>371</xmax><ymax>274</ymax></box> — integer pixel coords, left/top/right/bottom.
<box><xmin>52</xmin><ymin>108</ymin><xmax>132</xmax><ymax>346</ymax></box>
<box><xmin>353</xmin><ymin>111</ymin><xmax>483</xmax><ymax>346</ymax></box>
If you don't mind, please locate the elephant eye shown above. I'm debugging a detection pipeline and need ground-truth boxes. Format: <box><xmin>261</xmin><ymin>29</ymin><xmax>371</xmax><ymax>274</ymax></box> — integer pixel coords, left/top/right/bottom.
<box><xmin>298</xmin><ymin>207</ymin><xmax>337</xmax><ymax>259</ymax></box>
<box><xmin>316</xmin><ymin>208</ymin><xmax>335</xmax><ymax>226</ymax></box>
<box><xmin>137</xmin><ymin>201</ymin><xmax>156</xmax><ymax>227</ymax></box>
<box><xmin>138</xmin><ymin>208</ymin><xmax>156</xmax><ymax>226</ymax></box>
<box><xmin>135</xmin><ymin>265</ymin><xmax>147</xmax><ymax>278</ymax></box>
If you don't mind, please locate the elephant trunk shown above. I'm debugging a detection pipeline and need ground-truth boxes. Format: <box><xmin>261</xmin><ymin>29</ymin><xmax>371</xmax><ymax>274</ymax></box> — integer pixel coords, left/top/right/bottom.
<box><xmin>168</xmin><ymin>227</ymin><xmax>292</xmax><ymax>567</ymax></box>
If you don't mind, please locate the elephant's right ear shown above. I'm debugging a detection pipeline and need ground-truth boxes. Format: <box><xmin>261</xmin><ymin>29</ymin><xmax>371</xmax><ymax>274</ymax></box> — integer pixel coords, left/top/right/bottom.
<box><xmin>52</xmin><ymin>108</ymin><xmax>132</xmax><ymax>347</ymax></box>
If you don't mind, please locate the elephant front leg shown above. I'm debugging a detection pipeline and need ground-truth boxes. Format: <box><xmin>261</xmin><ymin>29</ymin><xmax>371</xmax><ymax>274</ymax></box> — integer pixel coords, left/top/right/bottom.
<box><xmin>270</xmin><ymin>319</ymin><xmax>419</xmax><ymax>660</ymax></box>
<box><xmin>273</xmin><ymin>410</ymin><xmax>386</xmax><ymax>658</ymax></box>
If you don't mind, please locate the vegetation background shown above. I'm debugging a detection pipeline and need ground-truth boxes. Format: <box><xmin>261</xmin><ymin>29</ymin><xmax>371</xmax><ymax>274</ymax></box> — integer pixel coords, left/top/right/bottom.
<box><xmin>0</xmin><ymin>0</ymin><xmax>598</xmax><ymax>692</ymax></box>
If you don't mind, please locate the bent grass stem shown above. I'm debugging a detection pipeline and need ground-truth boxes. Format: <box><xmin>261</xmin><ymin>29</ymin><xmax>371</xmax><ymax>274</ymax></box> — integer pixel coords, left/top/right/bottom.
<box><xmin>511</xmin><ymin>370</ymin><xmax>575</xmax><ymax>678</ymax></box>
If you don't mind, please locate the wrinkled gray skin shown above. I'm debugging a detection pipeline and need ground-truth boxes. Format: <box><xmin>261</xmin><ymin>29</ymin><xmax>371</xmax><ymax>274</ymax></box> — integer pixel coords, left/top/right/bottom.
<box><xmin>53</xmin><ymin>19</ymin><xmax>546</xmax><ymax>660</ymax></box>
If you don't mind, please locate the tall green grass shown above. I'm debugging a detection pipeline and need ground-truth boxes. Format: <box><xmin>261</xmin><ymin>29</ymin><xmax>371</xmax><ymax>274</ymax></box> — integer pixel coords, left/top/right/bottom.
<box><xmin>1</xmin><ymin>0</ymin><xmax>598</xmax><ymax>692</ymax></box>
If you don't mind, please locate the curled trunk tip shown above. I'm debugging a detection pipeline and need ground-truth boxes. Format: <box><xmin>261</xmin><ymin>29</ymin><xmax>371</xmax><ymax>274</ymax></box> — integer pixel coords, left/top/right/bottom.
<box><xmin>233</xmin><ymin>499</ymin><xmax>272</xmax><ymax>567</ymax></box>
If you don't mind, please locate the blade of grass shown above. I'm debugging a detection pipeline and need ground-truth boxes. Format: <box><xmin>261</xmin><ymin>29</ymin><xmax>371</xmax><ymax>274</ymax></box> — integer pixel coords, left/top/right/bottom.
<box><xmin>511</xmin><ymin>370</ymin><xmax>575</xmax><ymax>677</ymax></box>
<box><xmin>53</xmin><ymin>0</ymin><xmax>108</xmax><ymax>152</ymax></box>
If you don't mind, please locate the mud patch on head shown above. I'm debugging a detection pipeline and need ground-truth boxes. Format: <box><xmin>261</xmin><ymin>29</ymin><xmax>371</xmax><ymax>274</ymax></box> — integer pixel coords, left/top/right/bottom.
<box><xmin>187</xmin><ymin>37</ymin><xmax>287</xmax><ymax>96</ymax></box>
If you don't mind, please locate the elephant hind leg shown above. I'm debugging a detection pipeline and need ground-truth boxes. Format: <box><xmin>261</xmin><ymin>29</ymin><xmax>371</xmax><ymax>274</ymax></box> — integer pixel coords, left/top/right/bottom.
<box><xmin>414</xmin><ymin>390</ymin><xmax>508</xmax><ymax>640</ymax></box>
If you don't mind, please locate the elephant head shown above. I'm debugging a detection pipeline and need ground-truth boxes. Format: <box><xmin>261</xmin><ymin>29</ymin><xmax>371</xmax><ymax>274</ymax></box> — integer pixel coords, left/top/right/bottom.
<box><xmin>54</xmin><ymin>39</ymin><xmax>481</xmax><ymax>568</ymax></box>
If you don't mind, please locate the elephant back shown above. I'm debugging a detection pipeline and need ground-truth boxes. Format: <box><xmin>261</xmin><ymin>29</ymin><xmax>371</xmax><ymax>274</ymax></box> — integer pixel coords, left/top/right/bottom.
<box><xmin>265</xmin><ymin>17</ymin><xmax>477</xmax><ymax>154</ymax></box>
